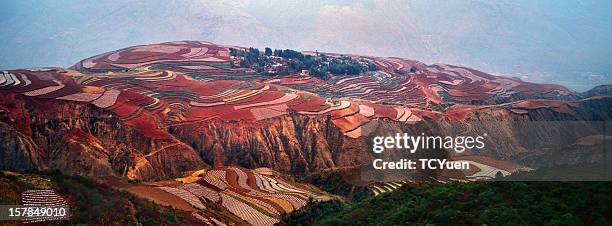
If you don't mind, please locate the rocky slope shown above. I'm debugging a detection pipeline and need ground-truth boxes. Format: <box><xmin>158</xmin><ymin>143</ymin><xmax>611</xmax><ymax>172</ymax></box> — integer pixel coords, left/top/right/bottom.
<box><xmin>0</xmin><ymin>91</ymin><xmax>206</xmax><ymax>180</ymax></box>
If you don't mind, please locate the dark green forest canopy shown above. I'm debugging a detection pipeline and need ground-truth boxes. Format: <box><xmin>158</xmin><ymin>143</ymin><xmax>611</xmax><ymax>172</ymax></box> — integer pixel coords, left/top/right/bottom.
<box><xmin>283</xmin><ymin>181</ymin><xmax>612</xmax><ymax>226</ymax></box>
<box><xmin>230</xmin><ymin>47</ymin><xmax>378</xmax><ymax>79</ymax></box>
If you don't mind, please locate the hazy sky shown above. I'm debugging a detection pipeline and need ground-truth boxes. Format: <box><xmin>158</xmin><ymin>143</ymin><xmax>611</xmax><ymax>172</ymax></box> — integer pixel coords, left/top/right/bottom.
<box><xmin>0</xmin><ymin>0</ymin><xmax>610</xmax><ymax>91</ymax></box>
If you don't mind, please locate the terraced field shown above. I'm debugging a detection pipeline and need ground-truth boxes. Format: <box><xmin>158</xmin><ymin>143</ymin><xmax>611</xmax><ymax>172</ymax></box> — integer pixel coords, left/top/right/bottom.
<box><xmin>129</xmin><ymin>167</ymin><xmax>330</xmax><ymax>226</ymax></box>
<box><xmin>21</xmin><ymin>190</ymin><xmax>69</xmax><ymax>223</ymax></box>
<box><xmin>73</xmin><ymin>41</ymin><xmax>232</xmax><ymax>73</ymax></box>
<box><xmin>368</xmin><ymin>155</ymin><xmax>533</xmax><ymax>196</ymax></box>
<box><xmin>1</xmin><ymin>41</ymin><xmax>575</xmax><ymax>141</ymax></box>
<box><xmin>447</xmin><ymin>155</ymin><xmax>532</xmax><ymax>180</ymax></box>
<box><xmin>269</xmin><ymin>58</ymin><xmax>572</xmax><ymax>108</ymax></box>
<box><xmin>1</xmin><ymin>69</ymin><xmax>432</xmax><ymax>139</ymax></box>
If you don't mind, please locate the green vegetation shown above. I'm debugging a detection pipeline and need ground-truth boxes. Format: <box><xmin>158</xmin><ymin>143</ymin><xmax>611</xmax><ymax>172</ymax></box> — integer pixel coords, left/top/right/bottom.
<box><xmin>220</xmin><ymin>81</ymin><xmax>256</xmax><ymax>94</ymax></box>
<box><xmin>301</xmin><ymin>94</ymin><xmax>313</xmax><ymax>101</ymax></box>
<box><xmin>302</xmin><ymin>170</ymin><xmax>372</xmax><ymax>203</ymax></box>
<box><xmin>229</xmin><ymin>47</ymin><xmax>378</xmax><ymax>80</ymax></box>
<box><xmin>0</xmin><ymin>171</ymin><xmax>192</xmax><ymax>225</ymax></box>
<box><xmin>283</xmin><ymin>181</ymin><xmax>612</xmax><ymax>226</ymax></box>
<box><xmin>369</xmin><ymin>71</ymin><xmax>401</xmax><ymax>87</ymax></box>
<box><xmin>410</xmin><ymin>66</ymin><xmax>418</xmax><ymax>73</ymax></box>
<box><xmin>264</xmin><ymin>47</ymin><xmax>273</xmax><ymax>56</ymax></box>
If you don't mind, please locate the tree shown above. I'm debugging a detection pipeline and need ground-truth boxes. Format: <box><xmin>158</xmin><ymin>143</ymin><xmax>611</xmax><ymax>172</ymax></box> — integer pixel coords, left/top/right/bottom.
<box><xmin>410</xmin><ymin>66</ymin><xmax>418</xmax><ymax>73</ymax></box>
<box><xmin>495</xmin><ymin>171</ymin><xmax>504</xmax><ymax>179</ymax></box>
<box><xmin>368</xmin><ymin>63</ymin><xmax>379</xmax><ymax>71</ymax></box>
<box><xmin>264</xmin><ymin>47</ymin><xmax>272</xmax><ymax>56</ymax></box>
<box><xmin>248</xmin><ymin>47</ymin><xmax>260</xmax><ymax>56</ymax></box>
<box><xmin>239</xmin><ymin>60</ymin><xmax>249</xmax><ymax>68</ymax></box>
<box><xmin>282</xmin><ymin>49</ymin><xmax>304</xmax><ymax>60</ymax></box>
<box><xmin>274</xmin><ymin>49</ymin><xmax>283</xmax><ymax>57</ymax></box>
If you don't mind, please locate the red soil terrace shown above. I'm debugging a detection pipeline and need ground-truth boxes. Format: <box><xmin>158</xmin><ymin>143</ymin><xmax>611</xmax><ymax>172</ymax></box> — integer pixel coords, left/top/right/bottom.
<box><xmin>0</xmin><ymin>41</ymin><xmax>581</xmax><ymax>141</ymax></box>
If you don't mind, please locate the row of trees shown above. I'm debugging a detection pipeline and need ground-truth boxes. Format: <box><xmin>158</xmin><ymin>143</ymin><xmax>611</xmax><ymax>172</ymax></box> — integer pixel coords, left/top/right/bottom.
<box><xmin>229</xmin><ymin>47</ymin><xmax>378</xmax><ymax>80</ymax></box>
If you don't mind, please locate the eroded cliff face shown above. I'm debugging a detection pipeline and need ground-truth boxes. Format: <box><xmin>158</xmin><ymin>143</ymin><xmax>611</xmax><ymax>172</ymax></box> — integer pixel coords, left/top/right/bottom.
<box><xmin>170</xmin><ymin>97</ymin><xmax>611</xmax><ymax>176</ymax></box>
<box><xmin>0</xmin><ymin>92</ymin><xmax>206</xmax><ymax>180</ymax></box>
<box><xmin>431</xmin><ymin>97</ymin><xmax>611</xmax><ymax>167</ymax></box>
<box><xmin>170</xmin><ymin>114</ymin><xmax>369</xmax><ymax>176</ymax></box>
<box><xmin>0</xmin><ymin>122</ymin><xmax>43</xmax><ymax>171</ymax></box>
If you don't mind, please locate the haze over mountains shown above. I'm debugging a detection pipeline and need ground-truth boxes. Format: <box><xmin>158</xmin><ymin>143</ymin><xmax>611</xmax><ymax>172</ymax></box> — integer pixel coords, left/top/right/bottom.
<box><xmin>1</xmin><ymin>0</ymin><xmax>610</xmax><ymax>91</ymax></box>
